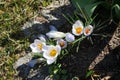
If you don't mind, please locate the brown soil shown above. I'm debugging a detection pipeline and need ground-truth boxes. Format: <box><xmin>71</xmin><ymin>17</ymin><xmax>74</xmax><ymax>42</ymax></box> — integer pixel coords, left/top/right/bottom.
<box><xmin>61</xmin><ymin>24</ymin><xmax>120</xmax><ymax>80</ymax></box>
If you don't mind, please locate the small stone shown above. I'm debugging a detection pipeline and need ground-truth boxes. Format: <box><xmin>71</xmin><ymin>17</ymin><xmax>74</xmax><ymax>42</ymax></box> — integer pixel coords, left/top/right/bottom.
<box><xmin>13</xmin><ymin>52</ymin><xmax>33</xmax><ymax>69</ymax></box>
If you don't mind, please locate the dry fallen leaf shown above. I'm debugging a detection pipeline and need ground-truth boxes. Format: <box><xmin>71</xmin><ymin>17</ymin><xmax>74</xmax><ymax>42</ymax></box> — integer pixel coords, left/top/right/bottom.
<box><xmin>0</xmin><ymin>10</ymin><xmax>4</xmax><ymax>14</ymax></box>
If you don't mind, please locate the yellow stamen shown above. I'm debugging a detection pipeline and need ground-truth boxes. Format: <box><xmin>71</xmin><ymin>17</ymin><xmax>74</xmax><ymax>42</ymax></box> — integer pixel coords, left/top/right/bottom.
<box><xmin>85</xmin><ymin>28</ymin><xmax>91</xmax><ymax>34</ymax></box>
<box><xmin>59</xmin><ymin>41</ymin><xmax>65</xmax><ymax>47</ymax></box>
<box><xmin>37</xmin><ymin>43</ymin><xmax>43</xmax><ymax>50</ymax></box>
<box><xmin>50</xmin><ymin>49</ymin><xmax>57</xmax><ymax>57</ymax></box>
<box><xmin>76</xmin><ymin>27</ymin><xmax>82</xmax><ymax>34</ymax></box>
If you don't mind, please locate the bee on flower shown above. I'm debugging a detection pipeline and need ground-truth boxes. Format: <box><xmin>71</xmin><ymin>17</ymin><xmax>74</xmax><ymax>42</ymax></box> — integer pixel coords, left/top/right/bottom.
<box><xmin>43</xmin><ymin>45</ymin><xmax>61</xmax><ymax>64</ymax></box>
<box><xmin>72</xmin><ymin>20</ymin><xmax>84</xmax><ymax>36</ymax></box>
<box><xmin>30</xmin><ymin>35</ymin><xmax>46</xmax><ymax>53</ymax></box>
<box><xmin>84</xmin><ymin>25</ymin><xmax>93</xmax><ymax>36</ymax></box>
<box><xmin>57</xmin><ymin>39</ymin><xmax>67</xmax><ymax>49</ymax></box>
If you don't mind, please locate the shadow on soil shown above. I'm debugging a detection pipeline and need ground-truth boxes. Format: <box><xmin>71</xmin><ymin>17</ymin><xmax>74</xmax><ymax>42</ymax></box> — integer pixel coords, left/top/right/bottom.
<box><xmin>10</xmin><ymin>4</ymin><xmax>74</xmax><ymax>42</ymax></box>
<box><xmin>16</xmin><ymin>2</ymin><xmax>119</xmax><ymax>80</ymax></box>
<box><xmin>94</xmin><ymin>45</ymin><xmax>120</xmax><ymax>80</ymax></box>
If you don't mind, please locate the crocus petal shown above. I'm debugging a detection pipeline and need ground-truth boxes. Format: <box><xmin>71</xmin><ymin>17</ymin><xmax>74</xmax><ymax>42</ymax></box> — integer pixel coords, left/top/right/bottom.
<box><xmin>47</xmin><ymin>58</ymin><xmax>56</xmax><ymax>65</ymax></box>
<box><xmin>30</xmin><ymin>43</ymin><xmax>36</xmax><ymax>50</ymax></box>
<box><xmin>75</xmin><ymin>20</ymin><xmax>83</xmax><ymax>27</ymax></box>
<box><xmin>30</xmin><ymin>43</ymin><xmax>41</xmax><ymax>53</ymax></box>
<box><xmin>72</xmin><ymin>23</ymin><xmax>78</xmax><ymax>29</ymax></box>
<box><xmin>43</xmin><ymin>51</ymin><xmax>57</xmax><ymax>60</ymax></box>
<box><xmin>34</xmin><ymin>39</ymin><xmax>42</xmax><ymax>45</ymax></box>
<box><xmin>46</xmin><ymin>31</ymin><xmax>66</xmax><ymax>39</ymax></box>
<box><xmin>43</xmin><ymin>46</ymin><xmax>57</xmax><ymax>59</ymax></box>
<box><xmin>32</xmin><ymin>47</ymin><xmax>42</xmax><ymax>53</ymax></box>
<box><xmin>43</xmin><ymin>45</ymin><xmax>61</xmax><ymax>60</ymax></box>
<box><xmin>42</xmin><ymin>45</ymin><xmax>48</xmax><ymax>51</ymax></box>
<box><xmin>34</xmin><ymin>39</ymin><xmax>46</xmax><ymax>50</ymax></box>
<box><xmin>30</xmin><ymin>39</ymin><xmax>46</xmax><ymax>53</ymax></box>
<box><xmin>38</xmin><ymin>34</ymin><xmax>46</xmax><ymax>42</ymax></box>
<box><xmin>43</xmin><ymin>51</ymin><xmax>51</xmax><ymax>59</ymax></box>
<box><xmin>65</xmin><ymin>33</ymin><xmax>75</xmax><ymax>42</ymax></box>
<box><xmin>72</xmin><ymin>20</ymin><xmax>84</xmax><ymax>36</ymax></box>
<box><xmin>84</xmin><ymin>25</ymin><xmax>93</xmax><ymax>36</ymax></box>
<box><xmin>57</xmin><ymin>39</ymin><xmax>67</xmax><ymax>49</ymax></box>
<box><xmin>49</xmin><ymin>25</ymin><xmax>57</xmax><ymax>31</ymax></box>
<box><xmin>72</xmin><ymin>20</ymin><xmax>83</xmax><ymax>29</ymax></box>
<box><xmin>31</xmin><ymin>48</ymin><xmax>41</xmax><ymax>53</ymax></box>
<box><xmin>56</xmin><ymin>45</ymin><xmax>61</xmax><ymax>55</ymax></box>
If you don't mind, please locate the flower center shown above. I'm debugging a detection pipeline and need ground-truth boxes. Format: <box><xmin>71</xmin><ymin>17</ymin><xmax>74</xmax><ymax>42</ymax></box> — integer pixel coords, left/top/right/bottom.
<box><xmin>76</xmin><ymin>27</ymin><xmax>82</xmax><ymax>34</ymax></box>
<box><xmin>50</xmin><ymin>49</ymin><xmax>57</xmax><ymax>57</ymax></box>
<box><xmin>59</xmin><ymin>41</ymin><xmax>65</xmax><ymax>47</ymax></box>
<box><xmin>37</xmin><ymin>43</ymin><xmax>43</xmax><ymax>50</ymax></box>
<box><xmin>85</xmin><ymin>28</ymin><xmax>91</xmax><ymax>34</ymax></box>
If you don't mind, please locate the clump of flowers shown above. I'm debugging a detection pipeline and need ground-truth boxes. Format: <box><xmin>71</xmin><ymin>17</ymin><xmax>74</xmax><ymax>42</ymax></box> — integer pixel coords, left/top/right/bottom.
<box><xmin>29</xmin><ymin>20</ymin><xmax>94</xmax><ymax>78</ymax></box>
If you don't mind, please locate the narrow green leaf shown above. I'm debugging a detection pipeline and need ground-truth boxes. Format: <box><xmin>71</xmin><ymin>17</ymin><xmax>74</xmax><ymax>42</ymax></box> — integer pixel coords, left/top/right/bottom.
<box><xmin>86</xmin><ymin>70</ymin><xmax>94</xmax><ymax>78</ymax></box>
<box><xmin>67</xmin><ymin>13</ymin><xmax>75</xmax><ymax>22</ymax></box>
<box><xmin>61</xmin><ymin>70</ymin><xmax>67</xmax><ymax>74</ymax></box>
<box><xmin>114</xmin><ymin>4</ymin><xmax>120</xmax><ymax>19</ymax></box>
<box><xmin>74</xmin><ymin>11</ymin><xmax>80</xmax><ymax>20</ymax></box>
<box><xmin>73</xmin><ymin>36</ymin><xmax>86</xmax><ymax>44</ymax></box>
<box><xmin>62</xmin><ymin>13</ymin><xmax>73</xmax><ymax>24</ymax></box>
<box><xmin>71</xmin><ymin>0</ymin><xmax>101</xmax><ymax>21</ymax></box>
<box><xmin>54</xmin><ymin>69</ymin><xmax>59</xmax><ymax>74</ymax></box>
<box><xmin>33</xmin><ymin>53</ymin><xmax>43</xmax><ymax>58</ymax></box>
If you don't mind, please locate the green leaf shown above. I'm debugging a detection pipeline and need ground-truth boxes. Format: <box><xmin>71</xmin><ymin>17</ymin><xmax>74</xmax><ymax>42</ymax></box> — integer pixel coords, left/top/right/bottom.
<box><xmin>71</xmin><ymin>0</ymin><xmax>101</xmax><ymax>21</ymax></box>
<box><xmin>84</xmin><ymin>2</ymin><xmax>100</xmax><ymax>19</ymax></box>
<box><xmin>61</xmin><ymin>75</ymin><xmax>67</xmax><ymax>80</ymax></box>
<box><xmin>53</xmin><ymin>69</ymin><xmax>59</xmax><ymax>74</ymax></box>
<box><xmin>62</xmin><ymin>13</ymin><xmax>73</xmax><ymax>24</ymax></box>
<box><xmin>72</xmin><ymin>77</ymin><xmax>79</xmax><ymax>80</ymax></box>
<box><xmin>86</xmin><ymin>70</ymin><xmax>94</xmax><ymax>78</ymax></box>
<box><xmin>114</xmin><ymin>4</ymin><xmax>120</xmax><ymax>19</ymax></box>
<box><xmin>33</xmin><ymin>53</ymin><xmax>43</xmax><ymax>58</ymax></box>
<box><xmin>61</xmin><ymin>70</ymin><xmax>67</xmax><ymax>74</ymax></box>
<box><xmin>73</xmin><ymin>35</ymin><xmax>86</xmax><ymax>44</ymax></box>
<box><xmin>58</xmin><ymin>64</ymin><xmax>61</xmax><ymax>68</ymax></box>
<box><xmin>113</xmin><ymin>0</ymin><xmax>120</xmax><ymax>5</ymax></box>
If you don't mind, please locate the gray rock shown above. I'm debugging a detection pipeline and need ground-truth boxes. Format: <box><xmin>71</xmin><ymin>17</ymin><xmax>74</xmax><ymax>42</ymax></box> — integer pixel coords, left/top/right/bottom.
<box><xmin>16</xmin><ymin>0</ymin><xmax>74</xmax><ymax>79</ymax></box>
<box><xmin>13</xmin><ymin>52</ymin><xmax>33</xmax><ymax>69</ymax></box>
<box><xmin>22</xmin><ymin>21</ymin><xmax>49</xmax><ymax>41</ymax></box>
<box><xmin>40</xmin><ymin>0</ymin><xmax>74</xmax><ymax>28</ymax></box>
<box><xmin>13</xmin><ymin>52</ymin><xmax>52</xmax><ymax>80</ymax></box>
<box><xmin>21</xmin><ymin>0</ymin><xmax>74</xmax><ymax>40</ymax></box>
<box><xmin>27</xmin><ymin>66</ymin><xmax>53</xmax><ymax>80</ymax></box>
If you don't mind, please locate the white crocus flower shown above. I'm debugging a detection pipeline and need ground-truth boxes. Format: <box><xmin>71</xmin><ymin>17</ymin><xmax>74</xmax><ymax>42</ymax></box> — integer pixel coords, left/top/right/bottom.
<box><xmin>65</xmin><ymin>33</ymin><xmax>75</xmax><ymax>42</ymax></box>
<box><xmin>46</xmin><ymin>25</ymin><xmax>66</xmax><ymax>39</ymax></box>
<box><xmin>72</xmin><ymin>20</ymin><xmax>84</xmax><ymax>36</ymax></box>
<box><xmin>43</xmin><ymin>45</ymin><xmax>61</xmax><ymax>65</ymax></box>
<box><xmin>30</xmin><ymin>39</ymin><xmax>46</xmax><ymax>53</ymax></box>
<box><xmin>46</xmin><ymin>31</ymin><xmax>66</xmax><ymax>39</ymax></box>
<box><xmin>84</xmin><ymin>25</ymin><xmax>93</xmax><ymax>36</ymax></box>
<box><xmin>57</xmin><ymin>39</ymin><xmax>67</xmax><ymax>49</ymax></box>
